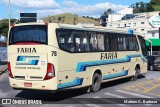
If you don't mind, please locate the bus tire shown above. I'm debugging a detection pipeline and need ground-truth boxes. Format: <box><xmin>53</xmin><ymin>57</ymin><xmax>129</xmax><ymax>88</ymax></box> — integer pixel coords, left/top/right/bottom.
<box><xmin>90</xmin><ymin>73</ymin><xmax>102</xmax><ymax>92</ymax></box>
<box><xmin>131</xmin><ymin>68</ymin><xmax>139</xmax><ymax>81</ymax></box>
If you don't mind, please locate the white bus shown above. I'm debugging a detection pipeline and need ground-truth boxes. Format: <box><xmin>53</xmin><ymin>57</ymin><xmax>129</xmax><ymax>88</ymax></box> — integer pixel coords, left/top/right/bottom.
<box><xmin>8</xmin><ymin>23</ymin><xmax>147</xmax><ymax>92</ymax></box>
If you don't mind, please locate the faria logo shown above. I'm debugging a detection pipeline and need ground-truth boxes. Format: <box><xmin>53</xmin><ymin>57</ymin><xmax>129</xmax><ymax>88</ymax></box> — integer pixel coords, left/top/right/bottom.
<box><xmin>17</xmin><ymin>48</ymin><xmax>37</xmax><ymax>53</ymax></box>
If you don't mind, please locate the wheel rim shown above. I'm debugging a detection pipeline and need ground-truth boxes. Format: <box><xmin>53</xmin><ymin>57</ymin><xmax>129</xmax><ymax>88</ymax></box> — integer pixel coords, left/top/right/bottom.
<box><xmin>94</xmin><ymin>77</ymin><xmax>99</xmax><ymax>88</ymax></box>
<box><xmin>150</xmin><ymin>66</ymin><xmax>153</xmax><ymax>70</ymax></box>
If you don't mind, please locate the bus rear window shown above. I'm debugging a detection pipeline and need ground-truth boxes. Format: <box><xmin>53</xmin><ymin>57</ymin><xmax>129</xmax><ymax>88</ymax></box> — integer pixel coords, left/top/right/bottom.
<box><xmin>9</xmin><ymin>25</ymin><xmax>47</xmax><ymax>45</ymax></box>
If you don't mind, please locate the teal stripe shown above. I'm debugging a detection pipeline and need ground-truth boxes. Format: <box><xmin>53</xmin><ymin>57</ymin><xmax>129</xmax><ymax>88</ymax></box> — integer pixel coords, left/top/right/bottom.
<box><xmin>103</xmin><ymin>70</ymin><xmax>128</xmax><ymax>80</ymax></box>
<box><xmin>76</xmin><ymin>54</ymin><xmax>147</xmax><ymax>72</ymax></box>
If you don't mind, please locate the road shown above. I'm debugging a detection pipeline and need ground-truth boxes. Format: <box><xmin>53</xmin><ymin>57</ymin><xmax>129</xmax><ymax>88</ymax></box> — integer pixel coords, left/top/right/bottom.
<box><xmin>0</xmin><ymin>71</ymin><xmax>160</xmax><ymax>107</ymax></box>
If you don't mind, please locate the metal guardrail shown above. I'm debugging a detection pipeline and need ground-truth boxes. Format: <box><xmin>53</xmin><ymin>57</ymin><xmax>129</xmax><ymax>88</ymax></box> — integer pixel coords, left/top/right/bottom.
<box><xmin>0</xmin><ymin>65</ymin><xmax>8</xmax><ymax>75</ymax></box>
<box><xmin>0</xmin><ymin>51</ymin><xmax>7</xmax><ymax>62</ymax></box>
<box><xmin>147</xmin><ymin>51</ymin><xmax>160</xmax><ymax>56</ymax></box>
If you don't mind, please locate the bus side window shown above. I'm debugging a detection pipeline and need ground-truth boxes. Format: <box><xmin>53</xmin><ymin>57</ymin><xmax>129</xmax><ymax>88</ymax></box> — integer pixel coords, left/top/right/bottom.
<box><xmin>104</xmin><ymin>33</ymin><xmax>110</xmax><ymax>51</ymax></box>
<box><xmin>128</xmin><ymin>36</ymin><xmax>134</xmax><ymax>50</ymax></box>
<box><xmin>97</xmin><ymin>33</ymin><xmax>105</xmax><ymax>51</ymax></box>
<box><xmin>133</xmin><ymin>36</ymin><xmax>139</xmax><ymax>51</ymax></box>
<box><xmin>138</xmin><ymin>36</ymin><xmax>147</xmax><ymax>56</ymax></box>
<box><xmin>110</xmin><ymin>34</ymin><xmax>118</xmax><ymax>51</ymax></box>
<box><xmin>66</xmin><ymin>33</ymin><xmax>75</xmax><ymax>52</ymax></box>
<box><xmin>90</xmin><ymin>33</ymin><xmax>98</xmax><ymax>52</ymax></box>
<box><xmin>57</xmin><ymin>30</ymin><xmax>75</xmax><ymax>52</ymax></box>
<box><xmin>75</xmin><ymin>31</ymin><xmax>90</xmax><ymax>52</ymax></box>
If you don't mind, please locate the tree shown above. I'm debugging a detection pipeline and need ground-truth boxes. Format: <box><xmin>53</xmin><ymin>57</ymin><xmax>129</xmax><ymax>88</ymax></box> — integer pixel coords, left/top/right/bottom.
<box><xmin>130</xmin><ymin>2</ymin><xmax>152</xmax><ymax>13</ymax></box>
<box><xmin>58</xmin><ymin>17</ymin><xmax>62</xmax><ymax>22</ymax></box>
<box><xmin>150</xmin><ymin>0</ymin><xmax>160</xmax><ymax>11</ymax></box>
<box><xmin>131</xmin><ymin>0</ymin><xmax>160</xmax><ymax>13</ymax></box>
<box><xmin>0</xmin><ymin>19</ymin><xmax>16</xmax><ymax>37</ymax></box>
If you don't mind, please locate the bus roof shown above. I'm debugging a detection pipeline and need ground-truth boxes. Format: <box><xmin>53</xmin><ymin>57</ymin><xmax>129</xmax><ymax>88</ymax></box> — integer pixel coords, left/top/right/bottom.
<box><xmin>12</xmin><ymin>22</ymin><xmax>142</xmax><ymax>36</ymax></box>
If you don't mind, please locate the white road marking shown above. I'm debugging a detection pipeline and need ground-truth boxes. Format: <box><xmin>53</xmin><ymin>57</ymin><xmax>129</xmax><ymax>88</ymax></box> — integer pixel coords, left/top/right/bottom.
<box><xmin>65</xmin><ymin>105</ymin><xmax>75</xmax><ymax>107</ymax></box>
<box><xmin>93</xmin><ymin>96</ymin><xmax>130</xmax><ymax>107</ymax></box>
<box><xmin>116</xmin><ymin>90</ymin><xmax>153</xmax><ymax>98</ymax></box>
<box><xmin>105</xmin><ymin>93</ymin><xmax>126</xmax><ymax>98</ymax></box>
<box><xmin>115</xmin><ymin>90</ymin><xmax>153</xmax><ymax>106</ymax></box>
<box><xmin>79</xmin><ymin>101</ymin><xmax>101</xmax><ymax>107</ymax></box>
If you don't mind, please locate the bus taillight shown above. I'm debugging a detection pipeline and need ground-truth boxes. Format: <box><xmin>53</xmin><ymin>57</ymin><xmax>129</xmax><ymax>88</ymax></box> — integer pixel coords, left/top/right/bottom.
<box><xmin>44</xmin><ymin>63</ymin><xmax>55</xmax><ymax>80</ymax></box>
<box><xmin>8</xmin><ymin>62</ymin><xmax>14</xmax><ymax>78</ymax></box>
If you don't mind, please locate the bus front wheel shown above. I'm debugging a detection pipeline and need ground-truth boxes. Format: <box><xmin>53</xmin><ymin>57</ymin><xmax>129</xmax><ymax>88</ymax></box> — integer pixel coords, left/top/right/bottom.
<box><xmin>90</xmin><ymin>73</ymin><xmax>102</xmax><ymax>92</ymax></box>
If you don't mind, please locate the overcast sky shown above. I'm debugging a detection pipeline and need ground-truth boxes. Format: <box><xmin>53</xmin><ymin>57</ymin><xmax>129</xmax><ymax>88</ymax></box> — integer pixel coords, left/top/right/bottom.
<box><xmin>0</xmin><ymin>0</ymin><xmax>150</xmax><ymax>19</ymax></box>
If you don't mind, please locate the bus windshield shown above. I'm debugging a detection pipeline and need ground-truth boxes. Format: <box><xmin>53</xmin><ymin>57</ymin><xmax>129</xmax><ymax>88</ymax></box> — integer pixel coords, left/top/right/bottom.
<box><xmin>9</xmin><ymin>25</ymin><xmax>47</xmax><ymax>45</ymax></box>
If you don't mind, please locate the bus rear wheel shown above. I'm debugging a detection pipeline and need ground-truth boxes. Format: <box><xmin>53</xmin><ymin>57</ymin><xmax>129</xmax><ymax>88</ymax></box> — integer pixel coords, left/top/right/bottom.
<box><xmin>131</xmin><ymin>68</ymin><xmax>139</xmax><ymax>81</ymax></box>
<box><xmin>90</xmin><ymin>73</ymin><xmax>102</xmax><ymax>92</ymax></box>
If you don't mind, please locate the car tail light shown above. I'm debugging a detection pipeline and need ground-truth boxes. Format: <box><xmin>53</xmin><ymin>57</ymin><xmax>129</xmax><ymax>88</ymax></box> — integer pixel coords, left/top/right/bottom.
<box><xmin>44</xmin><ymin>63</ymin><xmax>55</xmax><ymax>80</ymax></box>
<box><xmin>8</xmin><ymin>62</ymin><xmax>14</xmax><ymax>78</ymax></box>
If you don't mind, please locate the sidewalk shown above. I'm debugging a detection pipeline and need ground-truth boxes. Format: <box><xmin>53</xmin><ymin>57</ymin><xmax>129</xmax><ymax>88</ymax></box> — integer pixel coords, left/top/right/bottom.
<box><xmin>0</xmin><ymin>65</ymin><xmax>7</xmax><ymax>75</ymax></box>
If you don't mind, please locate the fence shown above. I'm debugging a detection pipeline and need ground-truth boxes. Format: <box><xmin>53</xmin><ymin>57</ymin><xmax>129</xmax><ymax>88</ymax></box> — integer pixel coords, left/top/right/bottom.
<box><xmin>0</xmin><ymin>51</ymin><xmax>7</xmax><ymax>62</ymax></box>
<box><xmin>0</xmin><ymin>47</ymin><xmax>7</xmax><ymax>63</ymax></box>
<box><xmin>147</xmin><ymin>51</ymin><xmax>160</xmax><ymax>56</ymax></box>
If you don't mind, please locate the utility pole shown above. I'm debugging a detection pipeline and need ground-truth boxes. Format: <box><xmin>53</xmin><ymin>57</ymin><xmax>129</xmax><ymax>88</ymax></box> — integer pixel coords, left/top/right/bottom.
<box><xmin>8</xmin><ymin>0</ymin><xmax>11</xmax><ymax>27</ymax></box>
<box><xmin>159</xmin><ymin>12</ymin><xmax>160</xmax><ymax>38</ymax></box>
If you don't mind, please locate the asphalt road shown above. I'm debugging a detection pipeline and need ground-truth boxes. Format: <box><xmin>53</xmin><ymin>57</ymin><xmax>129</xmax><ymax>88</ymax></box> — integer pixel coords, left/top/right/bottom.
<box><xmin>0</xmin><ymin>71</ymin><xmax>160</xmax><ymax>107</ymax></box>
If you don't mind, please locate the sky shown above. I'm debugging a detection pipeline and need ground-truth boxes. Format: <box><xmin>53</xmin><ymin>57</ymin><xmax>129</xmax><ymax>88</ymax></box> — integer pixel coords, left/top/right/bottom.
<box><xmin>0</xmin><ymin>0</ymin><xmax>151</xmax><ymax>19</ymax></box>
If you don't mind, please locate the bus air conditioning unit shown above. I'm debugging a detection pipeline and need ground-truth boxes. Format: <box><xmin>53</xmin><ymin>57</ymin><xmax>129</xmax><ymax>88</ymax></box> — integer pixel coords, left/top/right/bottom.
<box><xmin>20</xmin><ymin>13</ymin><xmax>37</xmax><ymax>23</ymax></box>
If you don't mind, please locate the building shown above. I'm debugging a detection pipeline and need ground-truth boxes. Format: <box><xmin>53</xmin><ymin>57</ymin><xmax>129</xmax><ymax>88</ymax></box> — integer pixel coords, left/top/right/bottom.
<box><xmin>105</xmin><ymin>11</ymin><xmax>160</xmax><ymax>54</ymax></box>
<box><xmin>107</xmin><ymin>8</ymin><xmax>133</xmax><ymax>24</ymax></box>
<box><xmin>100</xmin><ymin>8</ymin><xmax>133</xmax><ymax>27</ymax></box>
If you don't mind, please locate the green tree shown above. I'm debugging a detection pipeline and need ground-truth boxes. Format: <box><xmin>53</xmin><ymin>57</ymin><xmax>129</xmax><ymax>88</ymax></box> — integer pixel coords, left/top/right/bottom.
<box><xmin>130</xmin><ymin>2</ymin><xmax>153</xmax><ymax>13</ymax></box>
<box><xmin>103</xmin><ymin>8</ymin><xmax>112</xmax><ymax>17</ymax></box>
<box><xmin>0</xmin><ymin>19</ymin><xmax>16</xmax><ymax>37</ymax></box>
<box><xmin>150</xmin><ymin>0</ymin><xmax>160</xmax><ymax>11</ymax></box>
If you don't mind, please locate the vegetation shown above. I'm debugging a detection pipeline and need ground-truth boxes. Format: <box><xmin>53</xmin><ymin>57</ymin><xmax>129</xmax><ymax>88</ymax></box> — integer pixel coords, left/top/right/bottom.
<box><xmin>130</xmin><ymin>0</ymin><xmax>160</xmax><ymax>13</ymax></box>
<box><xmin>42</xmin><ymin>13</ymin><xmax>100</xmax><ymax>26</ymax></box>
<box><xmin>0</xmin><ymin>19</ymin><xmax>16</xmax><ymax>37</ymax></box>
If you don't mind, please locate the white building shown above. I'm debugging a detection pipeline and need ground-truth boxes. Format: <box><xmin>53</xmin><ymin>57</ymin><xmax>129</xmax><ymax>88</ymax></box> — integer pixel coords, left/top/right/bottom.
<box><xmin>107</xmin><ymin>8</ymin><xmax>133</xmax><ymax>23</ymax></box>
<box><xmin>105</xmin><ymin>11</ymin><xmax>160</xmax><ymax>53</ymax></box>
<box><xmin>107</xmin><ymin>11</ymin><xmax>160</xmax><ymax>39</ymax></box>
<box><xmin>117</xmin><ymin>8</ymin><xmax>133</xmax><ymax>15</ymax></box>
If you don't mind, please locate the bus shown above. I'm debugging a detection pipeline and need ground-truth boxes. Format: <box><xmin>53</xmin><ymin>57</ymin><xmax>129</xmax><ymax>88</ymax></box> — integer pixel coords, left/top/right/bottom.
<box><xmin>8</xmin><ymin>23</ymin><xmax>148</xmax><ymax>92</ymax></box>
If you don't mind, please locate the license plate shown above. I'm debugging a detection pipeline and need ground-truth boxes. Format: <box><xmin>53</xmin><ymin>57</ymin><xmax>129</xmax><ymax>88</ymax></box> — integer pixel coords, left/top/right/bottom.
<box><xmin>24</xmin><ymin>82</ymin><xmax>32</xmax><ymax>87</ymax></box>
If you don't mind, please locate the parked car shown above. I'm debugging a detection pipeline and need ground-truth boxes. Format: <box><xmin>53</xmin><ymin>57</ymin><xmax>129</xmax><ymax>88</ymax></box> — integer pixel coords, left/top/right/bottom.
<box><xmin>146</xmin><ymin>55</ymin><xmax>160</xmax><ymax>71</ymax></box>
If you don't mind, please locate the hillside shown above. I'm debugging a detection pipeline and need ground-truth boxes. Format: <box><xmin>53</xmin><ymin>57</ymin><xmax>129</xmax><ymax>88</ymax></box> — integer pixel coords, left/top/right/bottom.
<box><xmin>42</xmin><ymin>13</ymin><xmax>100</xmax><ymax>26</ymax></box>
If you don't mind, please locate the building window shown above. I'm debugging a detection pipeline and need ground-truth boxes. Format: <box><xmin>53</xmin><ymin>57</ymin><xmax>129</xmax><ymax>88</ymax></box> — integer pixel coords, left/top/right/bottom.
<box><xmin>141</xmin><ymin>29</ymin><xmax>145</xmax><ymax>31</ymax></box>
<box><xmin>141</xmin><ymin>22</ymin><xmax>145</xmax><ymax>24</ymax></box>
<box><xmin>117</xmin><ymin>24</ymin><xmax>120</xmax><ymax>28</ymax></box>
<box><xmin>152</xmin><ymin>32</ymin><xmax>155</xmax><ymax>37</ymax></box>
<box><xmin>128</xmin><ymin>23</ymin><xmax>131</xmax><ymax>26</ymax></box>
<box><xmin>133</xmin><ymin>23</ymin><xmax>136</xmax><ymax>26</ymax></box>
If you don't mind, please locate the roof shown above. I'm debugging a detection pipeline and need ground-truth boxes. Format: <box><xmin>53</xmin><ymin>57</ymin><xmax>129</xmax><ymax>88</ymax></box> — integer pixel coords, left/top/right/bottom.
<box><xmin>14</xmin><ymin>22</ymin><xmax>142</xmax><ymax>36</ymax></box>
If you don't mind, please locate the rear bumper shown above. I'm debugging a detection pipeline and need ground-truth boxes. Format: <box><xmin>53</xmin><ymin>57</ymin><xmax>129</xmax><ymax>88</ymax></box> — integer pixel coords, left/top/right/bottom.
<box><xmin>9</xmin><ymin>77</ymin><xmax>57</xmax><ymax>91</ymax></box>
